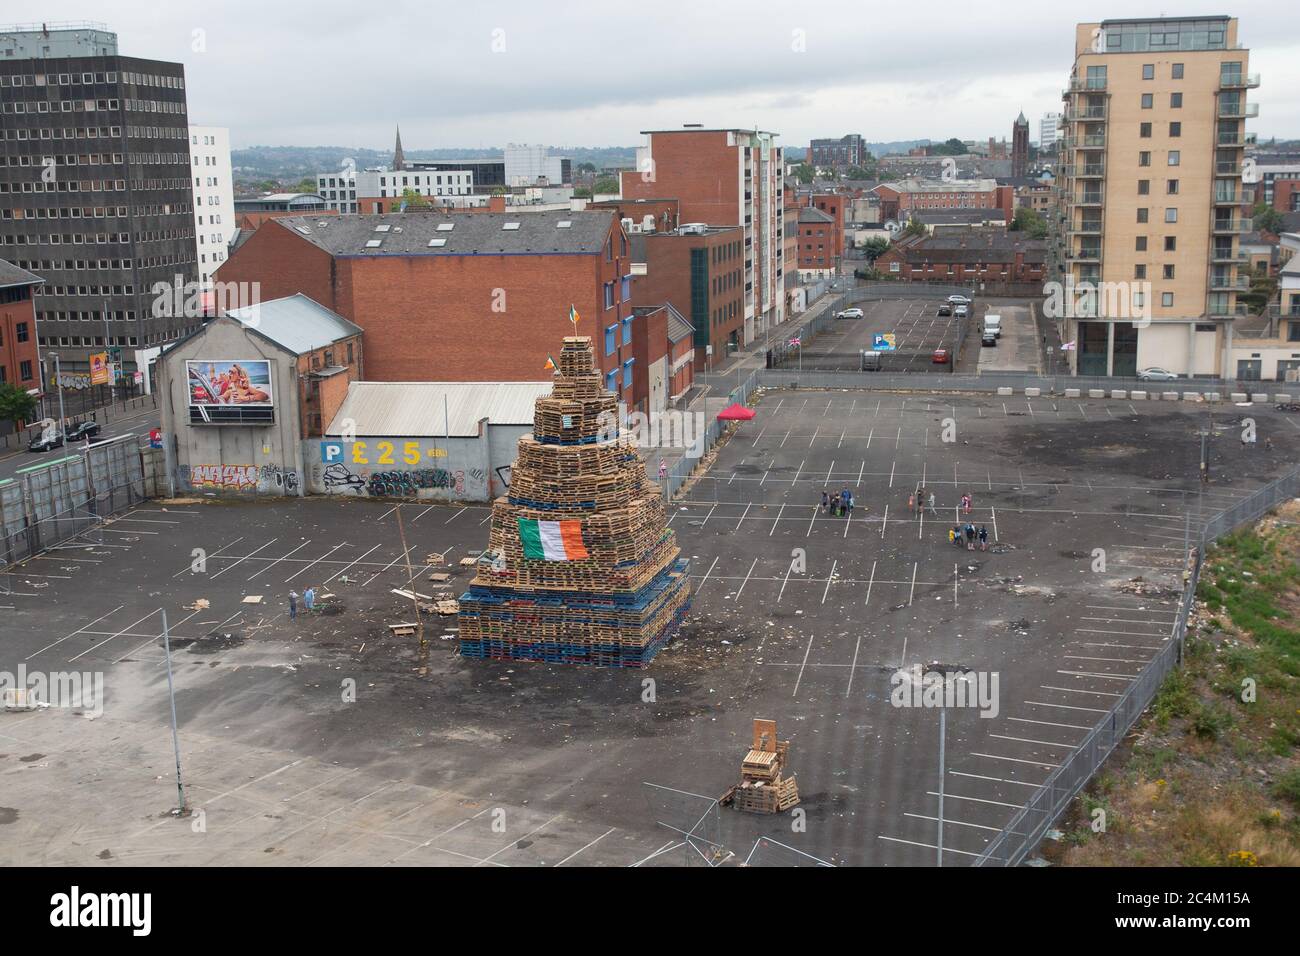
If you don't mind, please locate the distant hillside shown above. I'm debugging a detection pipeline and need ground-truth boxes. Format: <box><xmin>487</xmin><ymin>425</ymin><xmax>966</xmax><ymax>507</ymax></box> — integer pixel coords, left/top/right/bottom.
<box><xmin>232</xmin><ymin>144</ymin><xmax>637</xmax><ymax>189</ymax></box>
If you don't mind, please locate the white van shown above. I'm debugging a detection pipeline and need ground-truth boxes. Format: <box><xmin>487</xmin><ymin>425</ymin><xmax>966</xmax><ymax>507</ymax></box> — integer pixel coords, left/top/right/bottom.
<box><xmin>983</xmin><ymin>313</ymin><xmax>1002</xmax><ymax>339</ymax></box>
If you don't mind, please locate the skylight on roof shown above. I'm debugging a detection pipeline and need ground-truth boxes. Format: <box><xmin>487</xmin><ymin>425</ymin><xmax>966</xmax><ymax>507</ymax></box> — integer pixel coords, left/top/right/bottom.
<box><xmin>365</xmin><ymin>239</ymin><xmax>382</xmax><ymax>248</ymax></box>
<box><xmin>436</xmin><ymin>223</ymin><xmax>455</xmax><ymax>231</ymax></box>
<box><xmin>428</xmin><ymin>238</ymin><xmax>447</xmax><ymax>247</ymax></box>
<box><xmin>294</xmin><ymin>225</ymin><xmax>310</xmax><ymax>235</ymax></box>
<box><xmin>556</xmin><ymin>220</ymin><xmax>572</xmax><ymax>228</ymax></box>
<box><xmin>502</xmin><ymin>222</ymin><xmax>521</xmax><ymax>230</ymax></box>
<box><xmin>374</xmin><ymin>224</ymin><xmax>391</xmax><ymax>232</ymax></box>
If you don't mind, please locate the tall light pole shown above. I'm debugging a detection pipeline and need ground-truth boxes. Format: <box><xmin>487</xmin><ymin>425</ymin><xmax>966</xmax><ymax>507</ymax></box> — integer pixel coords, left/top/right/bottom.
<box><xmin>161</xmin><ymin>609</ymin><xmax>187</xmax><ymax>815</ymax></box>
<box><xmin>52</xmin><ymin>354</ymin><xmax>67</xmax><ymax>435</ymax></box>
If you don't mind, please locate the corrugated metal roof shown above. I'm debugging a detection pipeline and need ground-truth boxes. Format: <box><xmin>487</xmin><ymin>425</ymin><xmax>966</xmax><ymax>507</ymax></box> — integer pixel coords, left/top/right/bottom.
<box><xmin>225</xmin><ymin>294</ymin><xmax>362</xmax><ymax>355</ymax></box>
<box><xmin>325</xmin><ymin>381</ymin><xmax>551</xmax><ymax>438</ymax></box>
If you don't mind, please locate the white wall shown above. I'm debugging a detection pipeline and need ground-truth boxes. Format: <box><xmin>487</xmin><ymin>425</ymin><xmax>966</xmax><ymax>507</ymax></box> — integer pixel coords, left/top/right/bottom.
<box><xmin>189</xmin><ymin>126</ymin><xmax>234</xmax><ymax>291</ymax></box>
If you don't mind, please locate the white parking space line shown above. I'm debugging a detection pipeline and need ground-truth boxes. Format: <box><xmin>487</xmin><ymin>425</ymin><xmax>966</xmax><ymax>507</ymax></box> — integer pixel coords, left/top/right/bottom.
<box><xmin>924</xmin><ymin>790</ymin><xmax>1024</xmax><ymax>810</ymax></box>
<box><xmin>25</xmin><ymin>604</ymin><xmax>125</xmax><ymax>660</ymax></box>
<box><xmin>1039</xmin><ymin>685</ymin><xmax>1122</xmax><ymax>697</ymax></box>
<box><xmin>970</xmin><ymin>752</ymin><xmax>1061</xmax><ymax>768</ymax></box>
<box><xmin>285</xmin><ymin>543</ymin><xmax>348</xmax><ymax>583</ymax></box>
<box><xmin>209</xmin><ymin>538</ymin><xmax>280</xmax><ymax>579</ymax></box>
<box><xmin>791</xmin><ymin>634</ymin><xmax>815</xmax><ymax>699</ymax></box>
<box><xmin>69</xmin><ymin>608</ymin><xmax>161</xmax><ymax>663</ymax></box>
<box><xmin>323</xmin><ymin>543</ymin><xmax>384</xmax><ymax>585</ymax></box>
<box><xmin>554</xmin><ymin>827</ymin><xmax>617</xmax><ymax>867</ymax></box>
<box><xmin>903</xmin><ymin>812</ymin><xmax>1002</xmax><ymax>832</ymax></box>
<box><xmin>1007</xmin><ymin>716</ymin><xmax>1091</xmax><ymax>731</ymax></box>
<box><xmin>876</xmin><ymin>836</ymin><xmax>980</xmax><ymax>858</ymax></box>
<box><xmin>949</xmin><ymin>770</ymin><xmax>1043</xmax><ymax>789</ymax></box>
<box><xmin>1024</xmin><ymin>700</ymin><xmax>1108</xmax><ymax>714</ymax></box>
<box><xmin>733</xmin><ymin>558</ymin><xmax>758</xmax><ymax>601</ymax></box>
<box><xmin>735</xmin><ymin>502</ymin><xmax>751</xmax><ymax>532</ymax></box>
<box><xmin>246</xmin><ymin>540</ymin><xmax>313</xmax><ymax>581</ymax></box>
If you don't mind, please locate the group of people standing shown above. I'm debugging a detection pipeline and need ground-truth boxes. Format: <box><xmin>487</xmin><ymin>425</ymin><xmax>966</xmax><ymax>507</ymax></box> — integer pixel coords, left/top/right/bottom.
<box><xmin>288</xmin><ymin>587</ymin><xmax>318</xmax><ymax>620</ymax></box>
<box><xmin>950</xmin><ymin>523</ymin><xmax>989</xmax><ymax>550</ymax></box>
<box><xmin>821</xmin><ymin>488</ymin><xmax>855</xmax><ymax>517</ymax></box>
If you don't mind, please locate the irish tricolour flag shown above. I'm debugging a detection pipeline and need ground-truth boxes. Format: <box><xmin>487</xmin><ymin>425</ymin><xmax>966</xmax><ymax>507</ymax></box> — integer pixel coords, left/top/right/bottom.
<box><xmin>518</xmin><ymin>518</ymin><xmax>589</xmax><ymax>561</ymax></box>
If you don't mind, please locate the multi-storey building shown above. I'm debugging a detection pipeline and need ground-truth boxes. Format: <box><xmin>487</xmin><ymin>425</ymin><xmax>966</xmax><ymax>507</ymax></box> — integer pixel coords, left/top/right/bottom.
<box><xmin>315</xmin><ymin>168</ymin><xmax>474</xmax><ymax>214</ymax></box>
<box><xmin>1040</xmin><ymin>112</ymin><xmax>1062</xmax><ymax>149</ymax></box>
<box><xmin>189</xmin><ymin>125</ymin><xmax>233</xmax><ymax>290</ymax></box>
<box><xmin>1057</xmin><ymin>15</ymin><xmax>1257</xmax><ymax>377</ymax></box>
<box><xmin>873</xmin><ymin>179</ymin><xmax>1015</xmax><ymax>223</ymax></box>
<box><xmin>0</xmin><ymin>258</ymin><xmax>42</xmax><ymax>399</ymax></box>
<box><xmin>807</xmin><ymin>134</ymin><xmax>868</xmax><ymax>170</ymax></box>
<box><xmin>620</xmin><ymin>127</ymin><xmax>786</xmax><ymax>342</ymax></box>
<box><xmin>504</xmin><ymin>143</ymin><xmax>571</xmax><ymax>187</ymax></box>
<box><xmin>0</xmin><ymin>23</ymin><xmax>197</xmax><ymax>385</ymax></box>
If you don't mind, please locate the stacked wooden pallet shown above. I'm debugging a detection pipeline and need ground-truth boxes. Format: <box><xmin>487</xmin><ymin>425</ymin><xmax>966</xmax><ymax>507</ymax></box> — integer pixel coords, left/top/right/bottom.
<box><xmin>457</xmin><ymin>336</ymin><xmax>691</xmax><ymax>668</ymax></box>
<box><xmin>721</xmin><ymin>719</ymin><xmax>801</xmax><ymax>814</ymax></box>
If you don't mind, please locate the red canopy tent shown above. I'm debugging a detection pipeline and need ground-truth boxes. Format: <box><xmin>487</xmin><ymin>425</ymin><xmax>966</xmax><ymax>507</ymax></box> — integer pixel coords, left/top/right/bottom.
<box><xmin>717</xmin><ymin>403</ymin><xmax>756</xmax><ymax>421</ymax></box>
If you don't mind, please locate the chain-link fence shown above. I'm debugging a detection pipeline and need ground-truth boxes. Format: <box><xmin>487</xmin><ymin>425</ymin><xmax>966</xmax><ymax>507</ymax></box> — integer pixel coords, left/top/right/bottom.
<box><xmin>0</xmin><ymin>435</ymin><xmax>155</xmax><ymax>565</ymax></box>
<box><xmin>974</xmin><ymin>463</ymin><xmax>1300</xmax><ymax>866</ymax></box>
<box><xmin>753</xmin><ymin>368</ymin><xmax>1266</xmax><ymax>397</ymax></box>
<box><xmin>660</xmin><ymin>369</ymin><xmax>760</xmax><ymax>501</ymax></box>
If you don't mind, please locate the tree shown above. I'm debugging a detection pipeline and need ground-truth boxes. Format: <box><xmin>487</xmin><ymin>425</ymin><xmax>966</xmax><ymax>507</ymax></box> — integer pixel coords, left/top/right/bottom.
<box><xmin>845</xmin><ymin>162</ymin><xmax>877</xmax><ymax>181</ymax></box>
<box><xmin>898</xmin><ymin>219</ymin><xmax>928</xmax><ymax>239</ymax></box>
<box><xmin>573</xmin><ymin>187</ymin><xmax>593</xmax><ymax>199</ymax></box>
<box><xmin>1010</xmin><ymin>206</ymin><xmax>1049</xmax><ymax>239</ymax></box>
<box><xmin>296</xmin><ymin>177</ymin><xmax>318</xmax><ymax>194</ymax></box>
<box><xmin>0</xmin><ymin>381</ymin><xmax>38</xmax><ymax>435</ymax></box>
<box><xmin>1253</xmin><ymin>202</ymin><xmax>1284</xmax><ymax>236</ymax></box>
<box><xmin>860</xmin><ymin>236</ymin><xmax>891</xmax><ymax>261</ymax></box>
<box><xmin>931</xmin><ymin>138</ymin><xmax>968</xmax><ymax>156</ymax></box>
<box><xmin>789</xmin><ymin>163</ymin><xmax>814</xmax><ymax>185</ymax></box>
<box><xmin>592</xmin><ymin>176</ymin><xmax>620</xmax><ymax>194</ymax></box>
<box><xmin>397</xmin><ymin>187</ymin><xmax>432</xmax><ymax>210</ymax></box>
<box><xmin>576</xmin><ymin>162</ymin><xmax>597</xmax><ymax>174</ymax></box>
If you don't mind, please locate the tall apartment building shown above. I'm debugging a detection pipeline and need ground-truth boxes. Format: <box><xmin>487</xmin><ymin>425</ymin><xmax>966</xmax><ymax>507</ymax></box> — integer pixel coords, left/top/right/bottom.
<box><xmin>1057</xmin><ymin>16</ymin><xmax>1257</xmax><ymax>377</ymax></box>
<box><xmin>1040</xmin><ymin>112</ymin><xmax>1062</xmax><ymax>149</ymax></box>
<box><xmin>620</xmin><ymin>127</ymin><xmax>786</xmax><ymax>342</ymax></box>
<box><xmin>316</xmin><ymin>167</ymin><xmax>473</xmax><ymax>214</ymax></box>
<box><xmin>807</xmin><ymin>134</ymin><xmax>868</xmax><ymax>169</ymax></box>
<box><xmin>0</xmin><ymin>22</ymin><xmax>197</xmax><ymax>383</ymax></box>
<box><xmin>190</xmin><ymin>125</ymin><xmax>233</xmax><ymax>290</ymax></box>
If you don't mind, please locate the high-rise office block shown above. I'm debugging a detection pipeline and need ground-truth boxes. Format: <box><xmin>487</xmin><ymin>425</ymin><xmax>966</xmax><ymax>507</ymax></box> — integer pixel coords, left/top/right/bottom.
<box><xmin>1057</xmin><ymin>16</ymin><xmax>1257</xmax><ymax>377</ymax></box>
<box><xmin>189</xmin><ymin>125</ymin><xmax>233</xmax><ymax>291</ymax></box>
<box><xmin>0</xmin><ymin>22</ymin><xmax>197</xmax><ymax>383</ymax></box>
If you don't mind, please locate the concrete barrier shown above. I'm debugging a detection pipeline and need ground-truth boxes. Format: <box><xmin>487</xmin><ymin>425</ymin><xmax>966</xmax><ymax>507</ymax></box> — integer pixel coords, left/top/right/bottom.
<box><xmin>997</xmin><ymin>386</ymin><xmax>1013</xmax><ymax>396</ymax></box>
<box><xmin>1162</xmin><ymin>391</ymin><xmax>1180</xmax><ymax>401</ymax></box>
<box><xmin>1064</xmin><ymin>388</ymin><xmax>1081</xmax><ymax>399</ymax></box>
<box><xmin>1275</xmin><ymin>393</ymin><xmax>1292</xmax><ymax>403</ymax></box>
<box><xmin>1111</xmin><ymin>389</ymin><xmax>1127</xmax><ymax>400</ymax></box>
<box><xmin>1088</xmin><ymin>388</ymin><xmax>1105</xmax><ymax>399</ymax></box>
<box><xmin>1204</xmin><ymin>392</ymin><xmax>1221</xmax><ymax>402</ymax></box>
<box><xmin>1182</xmin><ymin>392</ymin><xmax>1202</xmax><ymax>402</ymax></box>
<box><xmin>1025</xmin><ymin>387</ymin><xmax>1041</xmax><ymax>397</ymax></box>
<box><xmin>1130</xmin><ymin>390</ymin><xmax>1148</xmax><ymax>400</ymax></box>
<box><xmin>1230</xmin><ymin>392</ymin><xmax>1249</xmax><ymax>402</ymax></box>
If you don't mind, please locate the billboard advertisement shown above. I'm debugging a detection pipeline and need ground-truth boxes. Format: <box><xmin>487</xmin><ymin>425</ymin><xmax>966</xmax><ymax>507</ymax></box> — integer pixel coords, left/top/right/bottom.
<box><xmin>186</xmin><ymin>360</ymin><xmax>274</xmax><ymax>407</ymax></box>
<box><xmin>89</xmin><ymin>352</ymin><xmax>110</xmax><ymax>385</ymax></box>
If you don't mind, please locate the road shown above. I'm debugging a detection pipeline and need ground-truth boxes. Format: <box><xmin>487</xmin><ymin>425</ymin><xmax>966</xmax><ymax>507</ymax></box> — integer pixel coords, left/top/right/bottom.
<box><xmin>0</xmin><ymin>401</ymin><xmax>159</xmax><ymax>483</ymax></box>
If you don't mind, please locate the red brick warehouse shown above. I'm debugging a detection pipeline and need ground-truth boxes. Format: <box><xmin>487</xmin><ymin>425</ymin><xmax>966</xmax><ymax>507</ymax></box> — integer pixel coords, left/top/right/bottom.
<box><xmin>216</xmin><ymin>210</ymin><xmax>651</xmax><ymax>409</ymax></box>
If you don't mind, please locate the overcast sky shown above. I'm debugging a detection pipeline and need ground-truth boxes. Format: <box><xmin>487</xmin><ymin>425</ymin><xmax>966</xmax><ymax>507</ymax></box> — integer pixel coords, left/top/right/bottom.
<box><xmin>30</xmin><ymin>0</ymin><xmax>1300</xmax><ymax>150</ymax></box>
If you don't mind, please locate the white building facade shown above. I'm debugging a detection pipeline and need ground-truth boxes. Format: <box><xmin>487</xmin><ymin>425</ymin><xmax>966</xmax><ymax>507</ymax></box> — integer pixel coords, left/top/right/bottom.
<box><xmin>189</xmin><ymin>125</ymin><xmax>234</xmax><ymax>290</ymax></box>
<box><xmin>1039</xmin><ymin>112</ymin><xmax>1061</xmax><ymax>149</ymax></box>
<box><xmin>316</xmin><ymin>168</ymin><xmax>473</xmax><ymax>213</ymax></box>
<box><xmin>505</xmin><ymin>143</ymin><xmax>569</xmax><ymax>186</ymax></box>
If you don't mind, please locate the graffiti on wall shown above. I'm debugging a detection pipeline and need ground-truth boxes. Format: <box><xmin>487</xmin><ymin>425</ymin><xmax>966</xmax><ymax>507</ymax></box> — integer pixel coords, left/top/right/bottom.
<box><xmin>190</xmin><ymin>464</ymin><xmax>258</xmax><ymax>490</ymax></box>
<box><xmin>258</xmin><ymin>464</ymin><xmax>300</xmax><ymax>494</ymax></box>
<box><xmin>315</xmin><ymin>461</ymin><xmax>467</xmax><ymax>498</ymax></box>
<box><xmin>494</xmin><ymin>465</ymin><xmax>512</xmax><ymax>488</ymax></box>
<box><xmin>321</xmin><ymin>462</ymin><xmax>366</xmax><ymax>493</ymax></box>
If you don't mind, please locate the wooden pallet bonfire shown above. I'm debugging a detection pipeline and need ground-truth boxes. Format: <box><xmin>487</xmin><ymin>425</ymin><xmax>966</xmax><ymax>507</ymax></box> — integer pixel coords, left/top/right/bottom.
<box><xmin>457</xmin><ymin>336</ymin><xmax>691</xmax><ymax>667</ymax></box>
<box><xmin>721</xmin><ymin>719</ymin><xmax>800</xmax><ymax>814</ymax></box>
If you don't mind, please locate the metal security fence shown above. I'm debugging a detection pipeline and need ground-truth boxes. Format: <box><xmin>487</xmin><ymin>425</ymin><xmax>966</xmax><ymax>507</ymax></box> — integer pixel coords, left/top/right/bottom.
<box><xmin>753</xmin><ymin>368</ymin><xmax>1254</xmax><ymax>397</ymax></box>
<box><xmin>974</xmin><ymin>463</ymin><xmax>1300</xmax><ymax>866</ymax></box>
<box><xmin>661</xmin><ymin>369</ymin><xmax>760</xmax><ymax>501</ymax></box>
<box><xmin>0</xmin><ymin>436</ymin><xmax>152</xmax><ymax>566</ymax></box>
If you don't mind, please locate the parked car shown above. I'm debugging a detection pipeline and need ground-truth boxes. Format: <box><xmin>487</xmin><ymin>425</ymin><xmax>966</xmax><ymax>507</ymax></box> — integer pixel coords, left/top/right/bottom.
<box><xmin>931</xmin><ymin>348</ymin><xmax>950</xmax><ymax>364</ymax></box>
<box><xmin>836</xmin><ymin>307</ymin><xmax>864</xmax><ymax>320</ymax></box>
<box><xmin>954</xmin><ymin>305</ymin><xmax>969</xmax><ymax>318</ymax></box>
<box><xmin>28</xmin><ymin>431</ymin><xmax>64</xmax><ymax>453</ymax></box>
<box><xmin>981</xmin><ymin>331</ymin><xmax>997</xmax><ymax>347</ymax></box>
<box><xmin>947</xmin><ymin>294</ymin><xmax>972</xmax><ymax>305</ymax></box>
<box><xmin>65</xmin><ymin>420</ymin><xmax>101</xmax><ymax>442</ymax></box>
<box><xmin>1137</xmin><ymin>367</ymin><xmax>1179</xmax><ymax>381</ymax></box>
<box><xmin>937</xmin><ymin>304</ymin><xmax>952</xmax><ymax>316</ymax></box>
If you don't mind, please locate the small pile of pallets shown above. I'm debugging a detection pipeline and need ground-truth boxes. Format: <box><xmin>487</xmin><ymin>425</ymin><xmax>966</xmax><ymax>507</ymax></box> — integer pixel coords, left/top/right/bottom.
<box><xmin>721</xmin><ymin>719</ymin><xmax>800</xmax><ymax>814</ymax></box>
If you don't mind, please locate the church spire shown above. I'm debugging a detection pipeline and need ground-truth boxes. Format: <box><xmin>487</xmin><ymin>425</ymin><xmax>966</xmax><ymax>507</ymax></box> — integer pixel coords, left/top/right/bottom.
<box><xmin>392</xmin><ymin>125</ymin><xmax>405</xmax><ymax>171</ymax></box>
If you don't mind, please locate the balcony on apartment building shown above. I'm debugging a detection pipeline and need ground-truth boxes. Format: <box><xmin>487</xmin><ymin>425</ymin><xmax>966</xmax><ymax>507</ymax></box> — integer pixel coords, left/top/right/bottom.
<box><xmin>1064</xmin><ymin>103</ymin><xmax>1108</xmax><ymax>122</ymax></box>
<box><xmin>1209</xmin><ymin>270</ymin><xmax>1249</xmax><ymax>291</ymax></box>
<box><xmin>1066</xmin><ymin>76</ymin><xmax>1107</xmax><ymax>93</ymax></box>
<box><xmin>1219</xmin><ymin>72</ymin><xmax>1261</xmax><ymax>89</ymax></box>
<box><xmin>1217</xmin><ymin>101</ymin><xmax>1260</xmax><ymax>119</ymax></box>
<box><xmin>1216</xmin><ymin>131</ymin><xmax>1256</xmax><ymax>147</ymax></box>
<box><xmin>1071</xmin><ymin>217</ymin><xmax>1103</xmax><ymax>235</ymax></box>
<box><xmin>1210</xmin><ymin>246</ymin><xmax>1247</xmax><ymax>264</ymax></box>
<box><xmin>1075</xmin><ymin>188</ymin><xmax>1104</xmax><ymax>207</ymax></box>
<box><xmin>1206</xmin><ymin>297</ymin><xmax>1253</xmax><ymax>319</ymax></box>
<box><xmin>1070</xmin><ymin>243</ymin><xmax>1103</xmax><ymax>263</ymax></box>
<box><xmin>1213</xmin><ymin>216</ymin><xmax>1253</xmax><ymax>234</ymax></box>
